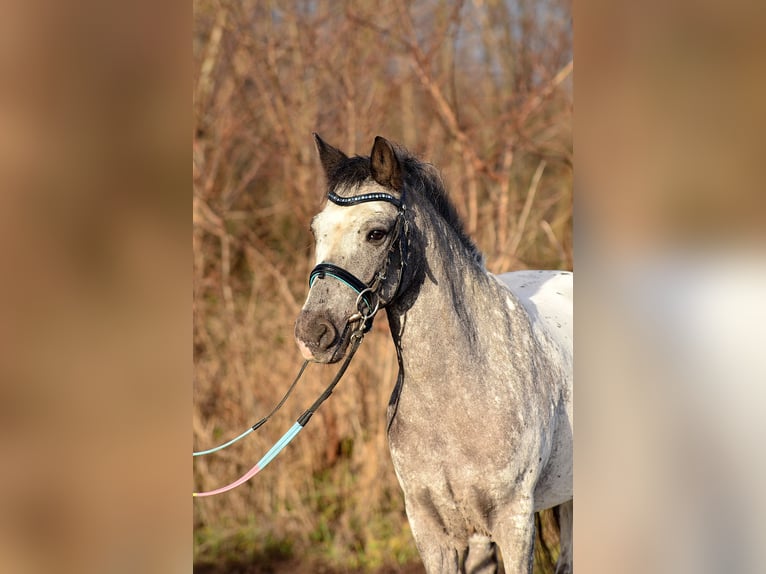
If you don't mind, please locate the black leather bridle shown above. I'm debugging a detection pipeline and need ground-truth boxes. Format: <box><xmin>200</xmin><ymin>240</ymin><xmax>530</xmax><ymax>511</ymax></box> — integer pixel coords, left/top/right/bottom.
<box><xmin>308</xmin><ymin>189</ymin><xmax>408</xmax><ymax>333</ymax></box>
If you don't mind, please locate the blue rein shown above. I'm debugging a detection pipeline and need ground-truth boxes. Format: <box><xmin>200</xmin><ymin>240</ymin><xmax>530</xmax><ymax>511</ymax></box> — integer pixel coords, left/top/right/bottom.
<box><xmin>194</xmin><ymin>331</ymin><xmax>365</xmax><ymax>497</ymax></box>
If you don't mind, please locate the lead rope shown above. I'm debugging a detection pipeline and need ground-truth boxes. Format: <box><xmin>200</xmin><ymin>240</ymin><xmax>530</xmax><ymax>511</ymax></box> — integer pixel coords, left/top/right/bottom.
<box><xmin>193</xmin><ymin>326</ymin><xmax>367</xmax><ymax>497</ymax></box>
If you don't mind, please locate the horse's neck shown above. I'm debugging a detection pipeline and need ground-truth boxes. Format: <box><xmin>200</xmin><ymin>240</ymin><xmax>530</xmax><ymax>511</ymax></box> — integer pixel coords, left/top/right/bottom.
<box><xmin>387</xmin><ymin>225</ymin><xmax>522</xmax><ymax>387</ymax></box>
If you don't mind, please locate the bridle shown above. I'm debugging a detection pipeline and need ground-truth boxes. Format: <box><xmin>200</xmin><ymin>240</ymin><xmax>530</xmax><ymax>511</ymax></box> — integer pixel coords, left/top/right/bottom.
<box><xmin>308</xmin><ymin>188</ymin><xmax>408</xmax><ymax>335</ymax></box>
<box><xmin>193</xmin><ymin>186</ymin><xmax>408</xmax><ymax>498</ymax></box>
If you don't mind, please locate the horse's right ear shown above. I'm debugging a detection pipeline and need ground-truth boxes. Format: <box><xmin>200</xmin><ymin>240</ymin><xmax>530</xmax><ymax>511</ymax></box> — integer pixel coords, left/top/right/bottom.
<box><xmin>313</xmin><ymin>133</ymin><xmax>347</xmax><ymax>178</ymax></box>
<box><xmin>370</xmin><ymin>136</ymin><xmax>403</xmax><ymax>191</ymax></box>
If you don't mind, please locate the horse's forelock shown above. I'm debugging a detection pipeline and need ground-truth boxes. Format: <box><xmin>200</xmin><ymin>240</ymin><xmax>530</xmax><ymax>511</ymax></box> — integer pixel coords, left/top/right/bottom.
<box><xmin>324</xmin><ymin>156</ymin><xmax>372</xmax><ymax>196</ymax></box>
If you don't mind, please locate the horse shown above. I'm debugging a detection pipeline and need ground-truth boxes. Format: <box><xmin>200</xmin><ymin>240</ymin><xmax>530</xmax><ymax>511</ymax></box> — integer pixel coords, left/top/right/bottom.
<box><xmin>294</xmin><ymin>135</ymin><xmax>573</xmax><ymax>574</ymax></box>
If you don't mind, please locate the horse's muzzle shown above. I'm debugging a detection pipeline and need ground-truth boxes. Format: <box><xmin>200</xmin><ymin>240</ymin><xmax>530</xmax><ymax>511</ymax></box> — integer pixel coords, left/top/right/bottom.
<box><xmin>294</xmin><ymin>311</ymin><xmax>342</xmax><ymax>363</ymax></box>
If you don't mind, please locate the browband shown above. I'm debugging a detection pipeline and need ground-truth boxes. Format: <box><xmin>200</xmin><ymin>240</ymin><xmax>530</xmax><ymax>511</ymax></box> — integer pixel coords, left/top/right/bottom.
<box><xmin>328</xmin><ymin>191</ymin><xmax>402</xmax><ymax>208</ymax></box>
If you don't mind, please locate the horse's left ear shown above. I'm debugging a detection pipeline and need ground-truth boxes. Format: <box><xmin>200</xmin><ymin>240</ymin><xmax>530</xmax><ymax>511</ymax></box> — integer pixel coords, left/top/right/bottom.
<box><xmin>370</xmin><ymin>136</ymin><xmax>403</xmax><ymax>191</ymax></box>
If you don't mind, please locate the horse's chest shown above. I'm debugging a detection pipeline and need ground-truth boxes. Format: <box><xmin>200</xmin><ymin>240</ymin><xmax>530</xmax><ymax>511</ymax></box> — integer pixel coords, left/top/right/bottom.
<box><xmin>387</xmin><ymin>403</ymin><xmax>519</xmax><ymax>536</ymax></box>
<box><xmin>386</xmin><ymin>374</ymin><xmax>534</xmax><ymax>482</ymax></box>
<box><xmin>388</xmin><ymin>432</ymin><xmax>510</xmax><ymax>537</ymax></box>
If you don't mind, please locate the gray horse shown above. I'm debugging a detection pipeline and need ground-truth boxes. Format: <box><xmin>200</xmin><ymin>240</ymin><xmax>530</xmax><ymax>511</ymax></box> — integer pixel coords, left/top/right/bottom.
<box><xmin>295</xmin><ymin>135</ymin><xmax>573</xmax><ymax>574</ymax></box>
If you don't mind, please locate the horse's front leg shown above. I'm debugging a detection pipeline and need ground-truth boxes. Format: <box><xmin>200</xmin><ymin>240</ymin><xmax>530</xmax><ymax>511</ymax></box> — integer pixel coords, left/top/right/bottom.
<box><xmin>404</xmin><ymin>501</ymin><xmax>463</xmax><ymax>574</ymax></box>
<box><xmin>493</xmin><ymin>500</ymin><xmax>536</xmax><ymax>574</ymax></box>
<box><xmin>465</xmin><ymin>534</ymin><xmax>499</xmax><ymax>574</ymax></box>
<box><xmin>554</xmin><ymin>500</ymin><xmax>573</xmax><ymax>574</ymax></box>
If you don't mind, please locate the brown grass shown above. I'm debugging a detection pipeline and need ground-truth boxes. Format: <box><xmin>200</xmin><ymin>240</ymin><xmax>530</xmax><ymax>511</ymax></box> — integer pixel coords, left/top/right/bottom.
<box><xmin>194</xmin><ymin>0</ymin><xmax>571</xmax><ymax>571</ymax></box>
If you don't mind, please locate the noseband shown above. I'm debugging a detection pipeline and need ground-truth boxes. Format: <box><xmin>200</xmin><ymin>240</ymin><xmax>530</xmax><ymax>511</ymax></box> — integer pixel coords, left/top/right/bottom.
<box><xmin>308</xmin><ymin>189</ymin><xmax>407</xmax><ymax>332</ymax></box>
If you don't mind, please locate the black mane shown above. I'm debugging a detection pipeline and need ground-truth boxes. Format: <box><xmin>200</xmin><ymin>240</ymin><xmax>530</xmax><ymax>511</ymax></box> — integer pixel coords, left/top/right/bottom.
<box><xmin>325</xmin><ymin>147</ymin><xmax>483</xmax><ymax>265</ymax></box>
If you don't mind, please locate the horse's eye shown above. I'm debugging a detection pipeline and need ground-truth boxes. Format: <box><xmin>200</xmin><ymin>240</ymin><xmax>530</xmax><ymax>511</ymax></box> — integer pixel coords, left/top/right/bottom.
<box><xmin>366</xmin><ymin>229</ymin><xmax>387</xmax><ymax>242</ymax></box>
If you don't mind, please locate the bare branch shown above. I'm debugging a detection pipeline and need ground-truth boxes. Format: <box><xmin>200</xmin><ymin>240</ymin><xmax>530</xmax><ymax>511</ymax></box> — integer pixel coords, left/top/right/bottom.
<box><xmin>510</xmin><ymin>159</ymin><xmax>547</xmax><ymax>256</ymax></box>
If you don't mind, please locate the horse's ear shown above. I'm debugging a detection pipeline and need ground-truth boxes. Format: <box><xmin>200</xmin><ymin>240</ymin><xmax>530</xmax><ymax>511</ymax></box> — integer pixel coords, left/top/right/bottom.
<box><xmin>313</xmin><ymin>133</ymin><xmax>348</xmax><ymax>178</ymax></box>
<box><xmin>370</xmin><ymin>136</ymin><xmax>403</xmax><ymax>191</ymax></box>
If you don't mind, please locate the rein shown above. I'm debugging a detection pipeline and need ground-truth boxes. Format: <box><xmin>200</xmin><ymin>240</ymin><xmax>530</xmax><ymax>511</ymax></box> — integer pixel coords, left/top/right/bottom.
<box><xmin>193</xmin><ymin>360</ymin><xmax>309</xmax><ymax>457</ymax></box>
<box><xmin>193</xmin><ymin>327</ymin><xmax>366</xmax><ymax>498</ymax></box>
<box><xmin>193</xmin><ymin>187</ymin><xmax>407</xmax><ymax>498</ymax></box>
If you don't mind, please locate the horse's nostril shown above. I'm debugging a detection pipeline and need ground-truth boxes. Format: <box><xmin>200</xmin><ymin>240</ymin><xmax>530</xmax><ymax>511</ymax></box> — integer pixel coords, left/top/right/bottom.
<box><xmin>315</xmin><ymin>319</ymin><xmax>337</xmax><ymax>350</ymax></box>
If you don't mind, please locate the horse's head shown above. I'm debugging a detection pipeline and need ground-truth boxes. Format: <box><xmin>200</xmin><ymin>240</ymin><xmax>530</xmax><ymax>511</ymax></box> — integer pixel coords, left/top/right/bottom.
<box><xmin>295</xmin><ymin>135</ymin><xmax>407</xmax><ymax>363</ymax></box>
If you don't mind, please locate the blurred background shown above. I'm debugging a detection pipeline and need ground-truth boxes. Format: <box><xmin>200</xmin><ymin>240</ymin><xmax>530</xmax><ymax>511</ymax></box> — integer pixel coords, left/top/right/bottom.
<box><xmin>193</xmin><ymin>0</ymin><xmax>572</xmax><ymax>572</ymax></box>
